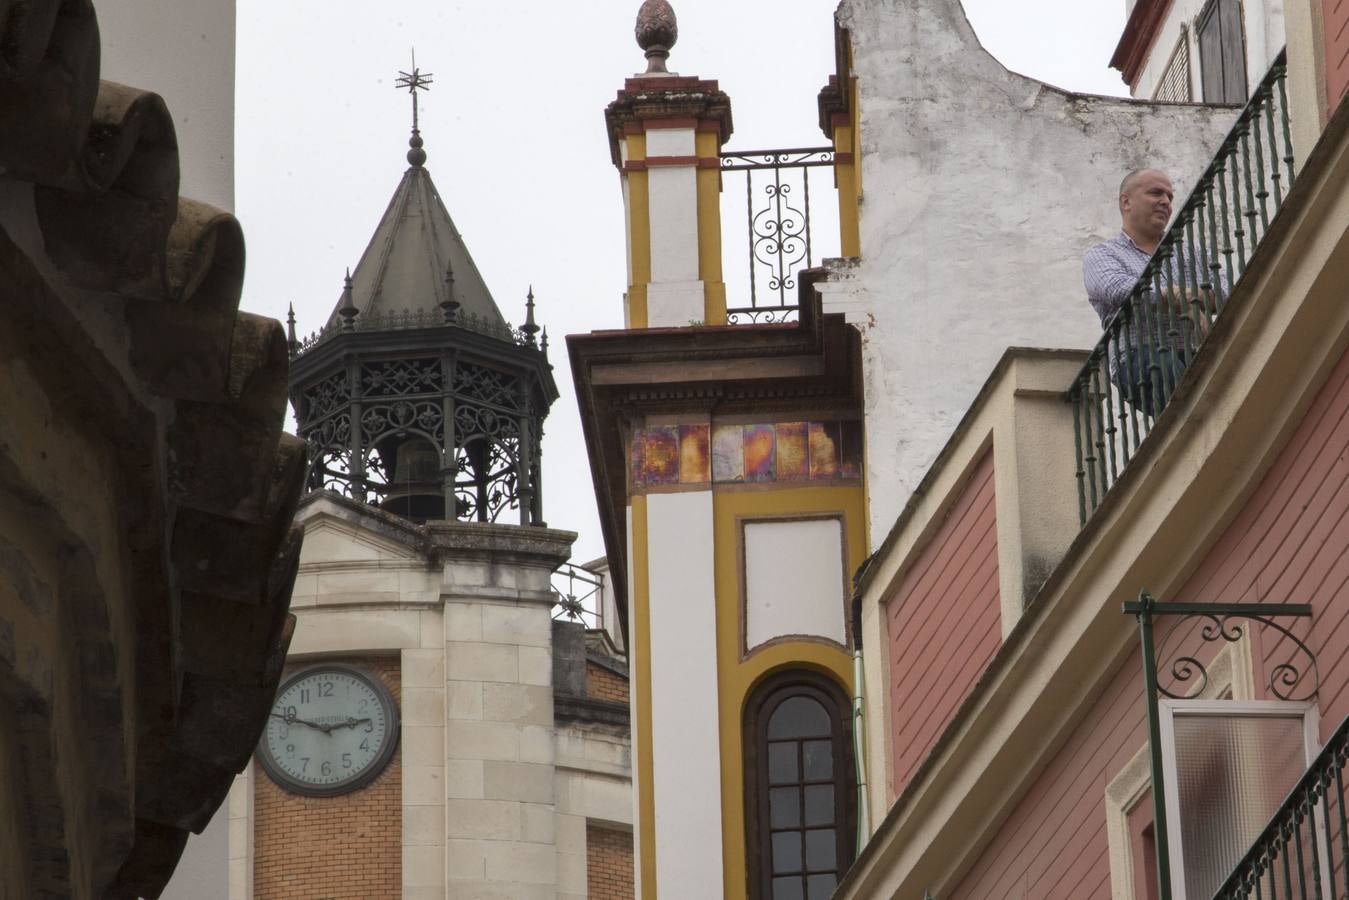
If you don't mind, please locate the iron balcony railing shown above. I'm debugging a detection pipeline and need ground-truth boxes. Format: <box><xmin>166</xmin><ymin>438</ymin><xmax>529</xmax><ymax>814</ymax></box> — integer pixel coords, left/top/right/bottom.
<box><xmin>720</xmin><ymin>148</ymin><xmax>839</xmax><ymax>324</ymax></box>
<box><xmin>1067</xmin><ymin>50</ymin><xmax>1295</xmax><ymax>524</ymax></box>
<box><xmin>551</xmin><ymin>561</ymin><xmax>604</xmax><ymax>631</ymax></box>
<box><xmin>1213</xmin><ymin>712</ymin><xmax>1349</xmax><ymax>900</ymax></box>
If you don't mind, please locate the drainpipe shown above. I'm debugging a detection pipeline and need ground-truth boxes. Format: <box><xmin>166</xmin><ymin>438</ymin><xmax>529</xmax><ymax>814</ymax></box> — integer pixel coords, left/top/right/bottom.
<box><xmin>851</xmin><ymin>553</ymin><xmax>876</xmax><ymax>850</ymax></box>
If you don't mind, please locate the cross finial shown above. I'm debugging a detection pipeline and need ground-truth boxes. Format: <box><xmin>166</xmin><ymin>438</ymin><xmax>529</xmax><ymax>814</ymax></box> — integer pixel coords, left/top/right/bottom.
<box><xmin>395</xmin><ymin>50</ymin><xmax>434</xmax><ymax>167</ymax></box>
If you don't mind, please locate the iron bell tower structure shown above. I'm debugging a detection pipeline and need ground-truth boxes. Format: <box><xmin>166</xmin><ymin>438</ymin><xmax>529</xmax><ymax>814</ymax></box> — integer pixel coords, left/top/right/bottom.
<box><xmin>287</xmin><ymin>60</ymin><xmax>555</xmax><ymax>525</ymax></box>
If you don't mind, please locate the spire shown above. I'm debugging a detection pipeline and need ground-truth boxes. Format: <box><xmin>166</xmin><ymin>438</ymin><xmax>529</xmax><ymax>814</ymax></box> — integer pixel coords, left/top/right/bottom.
<box><xmin>286</xmin><ymin>303</ymin><xmax>299</xmax><ymax>358</ymax></box>
<box><xmin>635</xmin><ymin>0</ymin><xmax>678</xmax><ymax>75</ymax></box>
<box><xmin>338</xmin><ymin>269</ymin><xmax>358</xmax><ymax>328</ymax></box>
<box><xmin>395</xmin><ymin>50</ymin><xmax>434</xmax><ymax>168</ymax></box>
<box><xmin>541</xmin><ymin>326</ymin><xmax>550</xmax><ymax>361</ymax></box>
<box><xmin>521</xmin><ymin>285</ymin><xmax>540</xmax><ymax>345</ymax></box>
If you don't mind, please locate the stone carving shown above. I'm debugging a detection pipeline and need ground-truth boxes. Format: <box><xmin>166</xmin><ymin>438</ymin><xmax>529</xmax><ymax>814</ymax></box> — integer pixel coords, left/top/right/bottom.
<box><xmin>635</xmin><ymin>0</ymin><xmax>678</xmax><ymax>73</ymax></box>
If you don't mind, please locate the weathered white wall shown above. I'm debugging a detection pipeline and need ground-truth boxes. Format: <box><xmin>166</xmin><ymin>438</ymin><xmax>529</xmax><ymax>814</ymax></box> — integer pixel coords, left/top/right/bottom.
<box><xmin>1132</xmin><ymin>0</ymin><xmax>1285</xmax><ymax>101</ymax></box>
<box><xmin>97</xmin><ymin>0</ymin><xmax>236</xmax><ymax>212</ymax></box>
<box><xmin>829</xmin><ymin>0</ymin><xmax>1239</xmax><ymax>540</ymax></box>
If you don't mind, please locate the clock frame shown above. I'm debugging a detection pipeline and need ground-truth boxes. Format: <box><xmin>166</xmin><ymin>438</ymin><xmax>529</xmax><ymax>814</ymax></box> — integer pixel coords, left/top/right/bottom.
<box><xmin>257</xmin><ymin>662</ymin><xmax>401</xmax><ymax>797</ymax></box>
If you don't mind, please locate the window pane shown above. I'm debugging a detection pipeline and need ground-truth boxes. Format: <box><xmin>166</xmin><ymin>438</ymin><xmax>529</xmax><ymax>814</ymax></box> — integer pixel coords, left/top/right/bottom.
<box><xmin>771</xmin><ymin>787</ymin><xmax>802</xmax><ymax>829</ymax></box>
<box><xmin>807</xmin><ymin>873</ymin><xmax>838</xmax><ymax>900</ymax></box>
<box><xmin>768</xmin><ymin>742</ymin><xmax>799</xmax><ymax>785</ymax></box>
<box><xmin>803</xmin><ymin>739</ymin><xmax>833</xmax><ymax>781</ymax></box>
<box><xmin>773</xmin><ymin>876</ymin><xmax>805</xmax><ymax>900</ymax></box>
<box><xmin>772</xmin><ymin>831</ymin><xmax>802</xmax><ymax>874</ymax></box>
<box><xmin>1171</xmin><ymin>711</ymin><xmax>1306</xmax><ymax>900</ymax></box>
<box><xmin>804</xmin><ymin>828</ymin><xmax>836</xmax><ymax>871</ymax></box>
<box><xmin>804</xmin><ymin>784</ymin><xmax>834</xmax><ymax>827</ymax></box>
<box><xmin>769</xmin><ymin>696</ymin><xmax>831</xmax><ymax>739</ymax></box>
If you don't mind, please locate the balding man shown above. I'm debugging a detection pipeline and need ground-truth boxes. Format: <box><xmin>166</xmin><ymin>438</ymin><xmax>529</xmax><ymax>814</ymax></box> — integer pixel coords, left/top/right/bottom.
<box><xmin>1083</xmin><ymin>169</ymin><xmax>1207</xmax><ymax>414</ymax></box>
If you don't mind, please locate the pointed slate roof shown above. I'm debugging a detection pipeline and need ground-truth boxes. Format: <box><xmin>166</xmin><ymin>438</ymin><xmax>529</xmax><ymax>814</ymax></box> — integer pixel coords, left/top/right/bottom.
<box><xmin>326</xmin><ymin>149</ymin><xmax>506</xmax><ymax>330</ymax></box>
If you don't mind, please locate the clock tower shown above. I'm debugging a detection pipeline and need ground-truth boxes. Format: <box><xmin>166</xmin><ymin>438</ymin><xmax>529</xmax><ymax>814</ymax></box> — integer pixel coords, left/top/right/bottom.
<box><xmin>222</xmin><ymin>60</ymin><xmax>635</xmax><ymax>900</ymax></box>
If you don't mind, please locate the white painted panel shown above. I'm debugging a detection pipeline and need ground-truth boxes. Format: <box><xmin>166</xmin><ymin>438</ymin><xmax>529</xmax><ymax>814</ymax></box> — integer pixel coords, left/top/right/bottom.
<box><xmin>645</xmin><ymin>128</ymin><xmax>696</xmax><ymax>157</ymax></box>
<box><xmin>99</xmin><ymin>0</ymin><xmax>236</xmax><ymax>212</ymax></box>
<box><xmin>647</xmin><ymin>165</ymin><xmax>701</xmax><ymax>283</ymax></box>
<box><xmin>744</xmin><ymin>519</ymin><xmax>847</xmax><ymax>649</ymax></box>
<box><xmin>626</xmin><ymin>504</ymin><xmax>642</xmax><ymax>900</ymax></box>
<box><xmin>645</xmin><ymin>491</ymin><xmax>724</xmax><ymax>897</ymax></box>
<box><xmin>647</xmin><ymin>280</ymin><xmax>708</xmax><ymax>327</ymax></box>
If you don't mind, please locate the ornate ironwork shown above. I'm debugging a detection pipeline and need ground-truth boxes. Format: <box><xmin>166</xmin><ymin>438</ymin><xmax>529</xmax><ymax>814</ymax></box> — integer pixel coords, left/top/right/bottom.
<box><xmin>726</xmin><ymin>306</ymin><xmax>800</xmax><ymax>325</ymax></box>
<box><xmin>720</xmin><ymin>147</ymin><xmax>835</xmax><ymax>319</ymax></box>
<box><xmin>551</xmin><ymin>562</ymin><xmax>604</xmax><ymax>631</ymax></box>
<box><xmin>294</xmin><ymin>308</ymin><xmax>531</xmax><ymax>357</ymax></box>
<box><xmin>1122</xmin><ymin>592</ymin><xmax>1318</xmax><ymax>900</ymax></box>
<box><xmin>1067</xmin><ymin>52</ymin><xmax>1296</xmax><ymax>525</ymax></box>
<box><xmin>1212</xmin><ymin>712</ymin><xmax>1349</xmax><ymax>899</ymax></box>
<box><xmin>1153</xmin><ymin>609</ymin><xmax>1320</xmax><ymax>702</ymax></box>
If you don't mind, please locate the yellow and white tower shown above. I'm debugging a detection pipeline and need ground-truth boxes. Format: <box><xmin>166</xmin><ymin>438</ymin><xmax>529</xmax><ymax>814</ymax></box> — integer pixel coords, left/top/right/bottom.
<box><xmin>571</xmin><ymin>4</ymin><xmax>868</xmax><ymax>897</ymax></box>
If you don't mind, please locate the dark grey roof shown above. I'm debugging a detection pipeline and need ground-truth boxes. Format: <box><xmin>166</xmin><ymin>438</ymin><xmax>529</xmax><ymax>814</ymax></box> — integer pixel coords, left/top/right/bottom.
<box><xmin>326</xmin><ymin>164</ymin><xmax>506</xmax><ymax>329</ymax></box>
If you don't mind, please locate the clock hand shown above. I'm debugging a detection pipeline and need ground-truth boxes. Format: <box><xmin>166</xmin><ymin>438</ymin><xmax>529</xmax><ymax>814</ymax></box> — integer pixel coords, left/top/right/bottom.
<box><xmin>270</xmin><ymin>711</ymin><xmax>333</xmax><ymax>733</ymax></box>
<box><xmin>335</xmin><ymin>717</ymin><xmax>372</xmax><ymax>730</ymax></box>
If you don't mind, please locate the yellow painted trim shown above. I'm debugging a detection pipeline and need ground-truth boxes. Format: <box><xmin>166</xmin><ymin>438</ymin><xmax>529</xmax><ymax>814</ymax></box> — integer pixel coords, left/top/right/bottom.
<box><xmin>696</xmin><ymin>129</ymin><xmax>728</xmax><ymax>325</ymax></box>
<box><xmin>626</xmin><ymin>132</ymin><xmax>651</xmax><ymax>329</ymax></box>
<box><xmin>713</xmin><ymin>484</ymin><xmax>865</xmax><ymax>899</ymax></box>
<box><xmin>630</xmin><ymin>495</ymin><xmax>657</xmax><ymax>898</ymax></box>
<box><xmin>834</xmin><ymin>123</ymin><xmax>861</xmax><ymax>259</ymax></box>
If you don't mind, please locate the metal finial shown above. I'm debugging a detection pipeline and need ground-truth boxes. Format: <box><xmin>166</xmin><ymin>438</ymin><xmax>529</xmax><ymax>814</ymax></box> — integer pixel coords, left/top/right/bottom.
<box><xmin>541</xmin><ymin>326</ymin><xmax>550</xmax><ymax>359</ymax></box>
<box><xmin>339</xmin><ymin>269</ymin><xmax>358</xmax><ymax>328</ymax></box>
<box><xmin>286</xmin><ymin>303</ymin><xmax>299</xmax><ymax>358</ymax></box>
<box><xmin>440</xmin><ymin>261</ymin><xmax>460</xmax><ymax>323</ymax></box>
<box><xmin>635</xmin><ymin>0</ymin><xmax>678</xmax><ymax>74</ymax></box>
<box><xmin>521</xmin><ymin>285</ymin><xmax>540</xmax><ymax>344</ymax></box>
<box><xmin>395</xmin><ymin>49</ymin><xmax>434</xmax><ymax>167</ymax></box>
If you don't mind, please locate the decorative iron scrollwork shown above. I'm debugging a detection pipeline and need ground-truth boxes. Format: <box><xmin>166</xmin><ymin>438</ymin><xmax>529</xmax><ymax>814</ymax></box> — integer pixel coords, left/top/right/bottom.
<box><xmin>726</xmin><ymin>306</ymin><xmax>800</xmax><ymax>325</ymax></box>
<box><xmin>1153</xmin><ymin>609</ymin><xmax>1320</xmax><ymax>702</ymax></box>
<box><xmin>361</xmin><ymin>358</ymin><xmax>443</xmax><ymax>396</ymax></box>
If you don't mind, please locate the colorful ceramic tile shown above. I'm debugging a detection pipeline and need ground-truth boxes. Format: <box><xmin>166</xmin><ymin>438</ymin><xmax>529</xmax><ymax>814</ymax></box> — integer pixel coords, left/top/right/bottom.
<box><xmin>679</xmin><ymin>424</ymin><xmax>711</xmax><ymax>483</ymax></box>
<box><xmin>711</xmin><ymin>424</ymin><xmax>745</xmax><ymax>483</ymax></box>
<box><xmin>775</xmin><ymin>422</ymin><xmax>809</xmax><ymax>481</ymax></box>
<box><xmin>743</xmin><ymin>424</ymin><xmax>776</xmax><ymax>482</ymax></box>
<box><xmin>840</xmin><ymin>420</ymin><xmax>863</xmax><ymax>479</ymax></box>
<box><xmin>641</xmin><ymin>426</ymin><xmax>680</xmax><ymax>485</ymax></box>
<box><xmin>809</xmin><ymin>421</ymin><xmax>841</xmax><ymax>479</ymax></box>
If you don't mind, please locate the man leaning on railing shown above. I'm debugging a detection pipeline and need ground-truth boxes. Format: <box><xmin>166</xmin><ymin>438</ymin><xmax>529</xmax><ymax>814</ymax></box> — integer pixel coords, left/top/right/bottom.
<box><xmin>1083</xmin><ymin>169</ymin><xmax>1220</xmax><ymax>417</ymax></box>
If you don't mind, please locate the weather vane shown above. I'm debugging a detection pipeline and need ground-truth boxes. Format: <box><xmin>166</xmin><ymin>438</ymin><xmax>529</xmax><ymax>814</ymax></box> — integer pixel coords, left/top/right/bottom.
<box><xmin>395</xmin><ymin>50</ymin><xmax>434</xmax><ymax>166</ymax></box>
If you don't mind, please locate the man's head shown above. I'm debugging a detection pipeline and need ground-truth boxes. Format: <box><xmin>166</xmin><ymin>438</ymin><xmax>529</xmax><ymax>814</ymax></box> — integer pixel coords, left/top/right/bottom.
<box><xmin>1118</xmin><ymin>168</ymin><xmax>1174</xmax><ymax>248</ymax></box>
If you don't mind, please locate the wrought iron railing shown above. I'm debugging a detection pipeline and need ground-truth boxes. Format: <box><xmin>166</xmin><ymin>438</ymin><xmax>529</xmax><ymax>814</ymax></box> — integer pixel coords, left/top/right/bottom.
<box><xmin>1213</xmin><ymin>712</ymin><xmax>1349</xmax><ymax>900</ymax></box>
<box><xmin>551</xmin><ymin>562</ymin><xmax>604</xmax><ymax>631</ymax></box>
<box><xmin>720</xmin><ymin>148</ymin><xmax>838</xmax><ymax>324</ymax></box>
<box><xmin>1067</xmin><ymin>50</ymin><xmax>1295</xmax><ymax>524</ymax></box>
<box><xmin>294</xmin><ymin>308</ymin><xmax>534</xmax><ymax>356</ymax></box>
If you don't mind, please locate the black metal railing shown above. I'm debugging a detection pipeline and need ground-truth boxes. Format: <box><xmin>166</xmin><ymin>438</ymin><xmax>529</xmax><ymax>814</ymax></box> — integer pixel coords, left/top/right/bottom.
<box><xmin>1067</xmin><ymin>50</ymin><xmax>1295</xmax><ymax>524</ymax></box>
<box><xmin>1213</xmin><ymin>713</ymin><xmax>1349</xmax><ymax>900</ymax></box>
<box><xmin>720</xmin><ymin>148</ymin><xmax>837</xmax><ymax>324</ymax></box>
<box><xmin>551</xmin><ymin>562</ymin><xmax>604</xmax><ymax>631</ymax></box>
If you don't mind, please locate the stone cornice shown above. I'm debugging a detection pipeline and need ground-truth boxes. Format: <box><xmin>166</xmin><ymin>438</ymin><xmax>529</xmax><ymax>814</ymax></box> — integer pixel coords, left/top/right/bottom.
<box><xmin>604</xmin><ymin>76</ymin><xmax>733</xmax><ymax>166</ymax></box>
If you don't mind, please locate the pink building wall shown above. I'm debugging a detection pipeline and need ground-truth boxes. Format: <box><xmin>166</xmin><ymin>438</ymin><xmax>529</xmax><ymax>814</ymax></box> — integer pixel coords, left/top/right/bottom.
<box><xmin>948</xmin><ymin>347</ymin><xmax>1349</xmax><ymax>898</ymax></box>
<box><xmin>887</xmin><ymin>449</ymin><xmax>1001</xmax><ymax>794</ymax></box>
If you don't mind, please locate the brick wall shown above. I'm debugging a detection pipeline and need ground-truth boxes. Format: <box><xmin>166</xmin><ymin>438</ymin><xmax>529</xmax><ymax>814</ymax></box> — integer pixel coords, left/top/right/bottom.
<box><xmin>586</xmin><ymin>823</ymin><xmax>634</xmax><ymax>900</ymax></box>
<box><xmin>253</xmin><ymin>656</ymin><xmax>401</xmax><ymax>899</ymax></box>
<box><xmin>586</xmin><ymin>661</ymin><xmax>629</xmax><ymax>704</ymax></box>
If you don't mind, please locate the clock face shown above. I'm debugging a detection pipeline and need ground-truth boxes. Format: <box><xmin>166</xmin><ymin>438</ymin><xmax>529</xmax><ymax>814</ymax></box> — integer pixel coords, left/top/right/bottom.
<box><xmin>258</xmin><ymin>663</ymin><xmax>400</xmax><ymax>796</ymax></box>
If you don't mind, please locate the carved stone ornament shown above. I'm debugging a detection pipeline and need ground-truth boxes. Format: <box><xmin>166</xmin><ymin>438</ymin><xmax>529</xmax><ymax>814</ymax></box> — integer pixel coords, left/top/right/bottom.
<box><xmin>635</xmin><ymin>0</ymin><xmax>678</xmax><ymax>74</ymax></box>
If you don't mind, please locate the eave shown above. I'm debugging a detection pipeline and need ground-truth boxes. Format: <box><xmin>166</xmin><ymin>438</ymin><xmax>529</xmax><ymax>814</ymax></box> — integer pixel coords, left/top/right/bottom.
<box><xmin>1110</xmin><ymin>0</ymin><xmax>1175</xmax><ymax>87</ymax></box>
<box><xmin>566</xmin><ymin>273</ymin><xmax>863</xmax><ymax>645</ymax></box>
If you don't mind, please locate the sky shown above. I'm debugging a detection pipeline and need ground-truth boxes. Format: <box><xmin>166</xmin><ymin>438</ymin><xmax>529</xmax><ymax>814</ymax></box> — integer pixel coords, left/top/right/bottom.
<box><xmin>235</xmin><ymin>0</ymin><xmax>1132</xmax><ymax>564</ymax></box>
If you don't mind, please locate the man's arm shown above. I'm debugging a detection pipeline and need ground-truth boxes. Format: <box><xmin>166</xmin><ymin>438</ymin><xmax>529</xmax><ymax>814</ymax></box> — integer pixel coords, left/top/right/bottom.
<box><xmin>1083</xmin><ymin>244</ymin><xmax>1140</xmax><ymax>326</ymax></box>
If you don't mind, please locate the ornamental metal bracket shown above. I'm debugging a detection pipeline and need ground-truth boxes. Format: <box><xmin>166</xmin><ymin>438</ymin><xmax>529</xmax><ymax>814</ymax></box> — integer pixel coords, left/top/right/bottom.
<box><xmin>1121</xmin><ymin>591</ymin><xmax>1317</xmax><ymax>900</ymax></box>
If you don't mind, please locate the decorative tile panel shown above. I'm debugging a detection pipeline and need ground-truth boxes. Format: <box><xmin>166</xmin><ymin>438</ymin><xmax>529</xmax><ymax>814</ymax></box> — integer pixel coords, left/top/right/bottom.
<box><xmin>630</xmin><ymin>420</ymin><xmax>863</xmax><ymax>489</ymax></box>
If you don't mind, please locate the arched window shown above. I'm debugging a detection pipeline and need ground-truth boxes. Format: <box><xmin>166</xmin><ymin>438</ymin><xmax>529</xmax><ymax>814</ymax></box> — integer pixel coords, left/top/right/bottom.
<box><xmin>744</xmin><ymin>671</ymin><xmax>856</xmax><ymax>900</ymax></box>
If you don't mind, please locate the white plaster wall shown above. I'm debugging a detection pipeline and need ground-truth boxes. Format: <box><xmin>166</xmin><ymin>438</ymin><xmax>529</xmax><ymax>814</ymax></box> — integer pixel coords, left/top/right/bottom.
<box><xmin>744</xmin><ymin>519</ymin><xmax>847</xmax><ymax>649</ymax></box>
<box><xmin>645</xmin><ymin>127</ymin><xmax>706</xmax><ymax>325</ymax></box>
<box><xmin>644</xmin><ymin>491</ymin><xmax>724</xmax><ymax>898</ymax></box>
<box><xmin>626</xmin><ymin>505</ymin><xmax>643</xmax><ymax>900</ymax></box>
<box><xmin>97</xmin><ymin>0</ymin><xmax>236</xmax><ymax>212</ymax></box>
<box><xmin>834</xmin><ymin>0</ymin><xmax>1240</xmax><ymax>540</ymax></box>
<box><xmin>1132</xmin><ymin>0</ymin><xmax>1285</xmax><ymax>101</ymax></box>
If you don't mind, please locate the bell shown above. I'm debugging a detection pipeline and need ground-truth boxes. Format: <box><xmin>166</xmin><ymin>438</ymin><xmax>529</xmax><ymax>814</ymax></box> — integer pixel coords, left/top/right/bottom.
<box><xmin>379</xmin><ymin>439</ymin><xmax>446</xmax><ymax>521</ymax></box>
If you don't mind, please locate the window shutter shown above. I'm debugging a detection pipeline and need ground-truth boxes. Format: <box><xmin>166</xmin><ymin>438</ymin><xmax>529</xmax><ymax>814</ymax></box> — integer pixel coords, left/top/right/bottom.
<box><xmin>1326</xmin><ymin>0</ymin><xmax>1349</xmax><ymax>115</ymax></box>
<box><xmin>1198</xmin><ymin>0</ymin><xmax>1248</xmax><ymax>104</ymax></box>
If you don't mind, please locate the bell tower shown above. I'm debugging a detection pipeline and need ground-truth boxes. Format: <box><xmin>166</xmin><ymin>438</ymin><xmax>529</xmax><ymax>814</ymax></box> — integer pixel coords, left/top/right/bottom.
<box><xmin>288</xmin><ymin>58</ymin><xmax>555</xmax><ymax>526</ymax></box>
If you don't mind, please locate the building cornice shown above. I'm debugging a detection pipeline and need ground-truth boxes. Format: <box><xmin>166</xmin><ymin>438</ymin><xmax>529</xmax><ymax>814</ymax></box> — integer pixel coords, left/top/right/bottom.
<box><xmin>1110</xmin><ymin>0</ymin><xmax>1175</xmax><ymax>87</ymax></box>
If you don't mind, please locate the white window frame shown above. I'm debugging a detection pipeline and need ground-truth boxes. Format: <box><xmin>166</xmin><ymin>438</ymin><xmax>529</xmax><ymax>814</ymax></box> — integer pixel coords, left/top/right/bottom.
<box><xmin>1157</xmin><ymin>698</ymin><xmax>1321</xmax><ymax>900</ymax></box>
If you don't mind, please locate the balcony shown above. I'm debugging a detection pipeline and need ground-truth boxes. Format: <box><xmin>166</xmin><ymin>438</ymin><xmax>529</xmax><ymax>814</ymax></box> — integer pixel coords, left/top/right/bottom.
<box><xmin>719</xmin><ymin>147</ymin><xmax>840</xmax><ymax>324</ymax></box>
<box><xmin>1066</xmin><ymin>51</ymin><xmax>1297</xmax><ymax>524</ymax></box>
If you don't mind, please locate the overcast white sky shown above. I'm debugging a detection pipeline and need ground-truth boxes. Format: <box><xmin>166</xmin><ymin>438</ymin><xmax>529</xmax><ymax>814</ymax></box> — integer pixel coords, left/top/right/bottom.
<box><xmin>235</xmin><ymin>0</ymin><xmax>1131</xmax><ymax>563</ymax></box>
